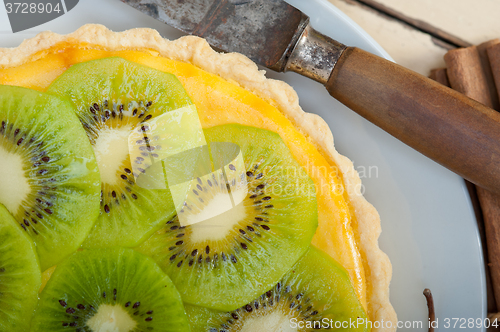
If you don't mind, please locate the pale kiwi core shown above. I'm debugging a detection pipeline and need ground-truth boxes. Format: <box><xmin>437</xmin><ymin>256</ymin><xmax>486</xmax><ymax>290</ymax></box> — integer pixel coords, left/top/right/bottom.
<box><xmin>189</xmin><ymin>197</ymin><xmax>248</xmax><ymax>243</ymax></box>
<box><xmin>86</xmin><ymin>304</ymin><xmax>137</xmax><ymax>332</ymax></box>
<box><xmin>240</xmin><ymin>311</ymin><xmax>298</xmax><ymax>332</ymax></box>
<box><xmin>0</xmin><ymin>145</ymin><xmax>30</xmax><ymax>214</ymax></box>
<box><xmin>93</xmin><ymin>127</ymin><xmax>132</xmax><ymax>185</ymax></box>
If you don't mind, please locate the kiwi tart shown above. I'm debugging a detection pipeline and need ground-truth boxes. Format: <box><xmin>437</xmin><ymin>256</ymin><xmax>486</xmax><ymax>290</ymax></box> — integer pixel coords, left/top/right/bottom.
<box><xmin>47</xmin><ymin>57</ymin><xmax>193</xmax><ymax>248</ymax></box>
<box><xmin>185</xmin><ymin>246</ymin><xmax>369</xmax><ymax>332</ymax></box>
<box><xmin>31</xmin><ymin>247</ymin><xmax>190</xmax><ymax>332</ymax></box>
<box><xmin>0</xmin><ymin>25</ymin><xmax>397</xmax><ymax>330</ymax></box>
<box><xmin>0</xmin><ymin>203</ymin><xmax>41</xmax><ymax>331</ymax></box>
<box><xmin>137</xmin><ymin>124</ymin><xmax>318</xmax><ymax>311</ymax></box>
<box><xmin>0</xmin><ymin>85</ymin><xmax>100</xmax><ymax>269</ymax></box>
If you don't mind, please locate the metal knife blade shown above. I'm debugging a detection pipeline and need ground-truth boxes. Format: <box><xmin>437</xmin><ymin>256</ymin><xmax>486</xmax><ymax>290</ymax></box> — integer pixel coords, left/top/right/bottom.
<box><xmin>122</xmin><ymin>0</ymin><xmax>310</xmax><ymax>71</ymax></box>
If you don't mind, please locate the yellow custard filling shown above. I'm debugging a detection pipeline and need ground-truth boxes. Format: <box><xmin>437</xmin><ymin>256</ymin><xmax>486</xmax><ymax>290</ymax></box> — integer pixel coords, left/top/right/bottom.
<box><xmin>0</xmin><ymin>43</ymin><xmax>367</xmax><ymax>310</ymax></box>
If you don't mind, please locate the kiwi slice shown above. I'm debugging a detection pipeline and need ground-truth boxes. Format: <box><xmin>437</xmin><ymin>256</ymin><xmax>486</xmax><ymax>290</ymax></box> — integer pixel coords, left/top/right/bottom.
<box><xmin>31</xmin><ymin>247</ymin><xmax>191</xmax><ymax>332</ymax></box>
<box><xmin>185</xmin><ymin>246</ymin><xmax>369</xmax><ymax>332</ymax></box>
<box><xmin>136</xmin><ymin>124</ymin><xmax>318</xmax><ymax>311</ymax></box>
<box><xmin>0</xmin><ymin>85</ymin><xmax>100</xmax><ymax>269</ymax></box>
<box><xmin>47</xmin><ymin>57</ymin><xmax>193</xmax><ymax>248</ymax></box>
<box><xmin>0</xmin><ymin>203</ymin><xmax>41</xmax><ymax>330</ymax></box>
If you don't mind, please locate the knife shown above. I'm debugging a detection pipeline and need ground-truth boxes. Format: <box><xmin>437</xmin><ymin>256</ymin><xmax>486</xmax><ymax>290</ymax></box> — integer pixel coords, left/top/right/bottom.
<box><xmin>122</xmin><ymin>0</ymin><xmax>500</xmax><ymax>194</ymax></box>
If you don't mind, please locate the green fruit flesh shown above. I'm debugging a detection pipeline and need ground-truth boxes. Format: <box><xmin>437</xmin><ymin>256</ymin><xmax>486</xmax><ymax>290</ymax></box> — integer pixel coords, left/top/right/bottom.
<box><xmin>0</xmin><ymin>85</ymin><xmax>100</xmax><ymax>269</ymax></box>
<box><xmin>136</xmin><ymin>124</ymin><xmax>318</xmax><ymax>311</ymax></box>
<box><xmin>47</xmin><ymin>57</ymin><xmax>194</xmax><ymax>248</ymax></box>
<box><xmin>0</xmin><ymin>56</ymin><xmax>370</xmax><ymax>331</ymax></box>
<box><xmin>185</xmin><ymin>246</ymin><xmax>369</xmax><ymax>332</ymax></box>
<box><xmin>31</xmin><ymin>247</ymin><xmax>191</xmax><ymax>332</ymax></box>
<box><xmin>0</xmin><ymin>203</ymin><xmax>41</xmax><ymax>331</ymax></box>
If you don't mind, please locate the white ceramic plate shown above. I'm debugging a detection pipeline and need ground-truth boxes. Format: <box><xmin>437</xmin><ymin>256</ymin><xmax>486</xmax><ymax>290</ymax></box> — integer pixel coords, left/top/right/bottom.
<box><xmin>0</xmin><ymin>0</ymin><xmax>486</xmax><ymax>328</ymax></box>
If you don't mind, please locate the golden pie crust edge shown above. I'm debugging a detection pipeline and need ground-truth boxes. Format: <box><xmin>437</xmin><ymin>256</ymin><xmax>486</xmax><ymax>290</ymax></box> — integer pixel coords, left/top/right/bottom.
<box><xmin>0</xmin><ymin>24</ymin><xmax>397</xmax><ymax>330</ymax></box>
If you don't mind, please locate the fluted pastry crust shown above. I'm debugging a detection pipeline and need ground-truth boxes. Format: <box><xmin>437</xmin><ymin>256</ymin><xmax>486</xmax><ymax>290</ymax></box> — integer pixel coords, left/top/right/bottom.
<box><xmin>0</xmin><ymin>24</ymin><xmax>397</xmax><ymax>330</ymax></box>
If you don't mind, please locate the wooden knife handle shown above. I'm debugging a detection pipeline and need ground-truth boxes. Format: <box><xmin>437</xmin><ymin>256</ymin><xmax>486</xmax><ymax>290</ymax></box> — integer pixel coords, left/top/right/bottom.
<box><xmin>327</xmin><ymin>47</ymin><xmax>500</xmax><ymax>194</ymax></box>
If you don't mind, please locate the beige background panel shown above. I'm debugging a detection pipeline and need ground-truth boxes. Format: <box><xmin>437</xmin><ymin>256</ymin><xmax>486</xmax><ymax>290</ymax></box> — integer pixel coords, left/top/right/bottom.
<box><xmin>328</xmin><ymin>0</ymin><xmax>448</xmax><ymax>75</ymax></box>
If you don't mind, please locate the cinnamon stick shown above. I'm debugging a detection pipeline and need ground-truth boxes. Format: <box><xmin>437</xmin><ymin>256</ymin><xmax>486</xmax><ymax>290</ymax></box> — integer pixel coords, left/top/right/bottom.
<box><xmin>444</xmin><ymin>46</ymin><xmax>496</xmax><ymax>109</ymax></box>
<box><xmin>487</xmin><ymin>42</ymin><xmax>500</xmax><ymax>108</ymax></box>
<box><xmin>477</xmin><ymin>39</ymin><xmax>500</xmax><ymax>111</ymax></box>
<box><xmin>430</xmin><ymin>70</ymin><xmax>497</xmax><ymax>314</ymax></box>
<box><xmin>429</xmin><ymin>68</ymin><xmax>449</xmax><ymax>87</ymax></box>
<box><xmin>423</xmin><ymin>289</ymin><xmax>436</xmax><ymax>332</ymax></box>
<box><xmin>443</xmin><ymin>42</ymin><xmax>500</xmax><ymax>311</ymax></box>
<box><xmin>477</xmin><ymin>188</ymin><xmax>500</xmax><ymax>312</ymax></box>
